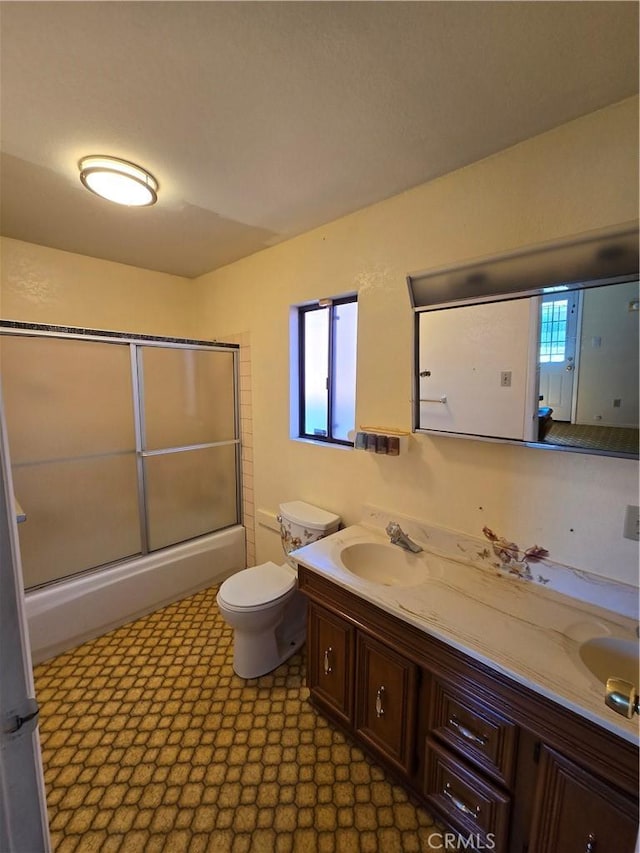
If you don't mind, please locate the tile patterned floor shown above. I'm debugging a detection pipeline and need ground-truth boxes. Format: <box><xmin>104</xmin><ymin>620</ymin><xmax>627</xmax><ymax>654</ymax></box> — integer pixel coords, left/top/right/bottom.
<box><xmin>34</xmin><ymin>585</ymin><xmax>445</xmax><ymax>852</ymax></box>
<box><xmin>545</xmin><ymin>421</ymin><xmax>639</xmax><ymax>454</ymax></box>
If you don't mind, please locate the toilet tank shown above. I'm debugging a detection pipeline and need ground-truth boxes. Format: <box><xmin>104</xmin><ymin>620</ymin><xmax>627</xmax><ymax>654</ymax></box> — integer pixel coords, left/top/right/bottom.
<box><xmin>278</xmin><ymin>500</ymin><xmax>340</xmax><ymax>567</ymax></box>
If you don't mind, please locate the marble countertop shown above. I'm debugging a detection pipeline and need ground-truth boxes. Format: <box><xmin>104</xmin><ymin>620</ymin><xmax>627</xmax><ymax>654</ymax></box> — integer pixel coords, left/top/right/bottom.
<box><xmin>294</xmin><ymin>522</ymin><xmax>640</xmax><ymax>745</ymax></box>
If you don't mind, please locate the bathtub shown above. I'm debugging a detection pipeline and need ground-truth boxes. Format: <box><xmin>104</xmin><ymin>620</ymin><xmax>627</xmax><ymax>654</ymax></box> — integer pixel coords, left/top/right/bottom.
<box><xmin>25</xmin><ymin>526</ymin><xmax>246</xmax><ymax>664</ymax></box>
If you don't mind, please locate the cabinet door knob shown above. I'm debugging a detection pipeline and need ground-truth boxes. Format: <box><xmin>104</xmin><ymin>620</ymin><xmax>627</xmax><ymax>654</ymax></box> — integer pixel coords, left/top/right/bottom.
<box><xmin>323</xmin><ymin>647</ymin><xmax>333</xmax><ymax>675</ymax></box>
<box><xmin>443</xmin><ymin>782</ymin><xmax>480</xmax><ymax>820</ymax></box>
<box><xmin>375</xmin><ymin>685</ymin><xmax>385</xmax><ymax>718</ymax></box>
<box><xmin>448</xmin><ymin>715</ymin><xmax>488</xmax><ymax>746</ymax></box>
<box><xmin>585</xmin><ymin>832</ymin><xmax>597</xmax><ymax>853</ymax></box>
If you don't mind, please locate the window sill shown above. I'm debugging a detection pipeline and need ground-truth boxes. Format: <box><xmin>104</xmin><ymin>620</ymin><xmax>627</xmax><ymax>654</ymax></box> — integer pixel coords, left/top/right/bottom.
<box><xmin>290</xmin><ymin>437</ymin><xmax>355</xmax><ymax>451</ymax></box>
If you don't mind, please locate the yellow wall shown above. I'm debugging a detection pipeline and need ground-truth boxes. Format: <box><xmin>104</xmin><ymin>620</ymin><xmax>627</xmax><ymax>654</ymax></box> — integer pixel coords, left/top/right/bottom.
<box><xmin>1</xmin><ymin>99</ymin><xmax>637</xmax><ymax>586</ymax></box>
<box><xmin>0</xmin><ymin>238</ymin><xmax>195</xmax><ymax>339</ymax></box>
<box><xmin>194</xmin><ymin>97</ymin><xmax>639</xmax><ymax>586</ymax></box>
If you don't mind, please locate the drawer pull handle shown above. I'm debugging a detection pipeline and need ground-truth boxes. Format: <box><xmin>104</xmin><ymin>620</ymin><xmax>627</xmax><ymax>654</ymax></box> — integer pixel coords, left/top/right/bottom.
<box><xmin>449</xmin><ymin>715</ymin><xmax>488</xmax><ymax>746</ymax></box>
<box><xmin>375</xmin><ymin>686</ymin><xmax>385</xmax><ymax>718</ymax></box>
<box><xmin>585</xmin><ymin>833</ymin><xmax>597</xmax><ymax>853</ymax></box>
<box><xmin>323</xmin><ymin>647</ymin><xmax>333</xmax><ymax>675</ymax></box>
<box><xmin>443</xmin><ymin>782</ymin><xmax>480</xmax><ymax>820</ymax></box>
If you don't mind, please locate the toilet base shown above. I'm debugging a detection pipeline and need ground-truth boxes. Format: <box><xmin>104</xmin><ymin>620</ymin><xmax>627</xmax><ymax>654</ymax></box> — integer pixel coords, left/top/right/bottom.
<box><xmin>233</xmin><ymin>627</ymin><xmax>305</xmax><ymax>679</ymax></box>
<box><xmin>231</xmin><ymin>590</ymin><xmax>307</xmax><ymax>679</ymax></box>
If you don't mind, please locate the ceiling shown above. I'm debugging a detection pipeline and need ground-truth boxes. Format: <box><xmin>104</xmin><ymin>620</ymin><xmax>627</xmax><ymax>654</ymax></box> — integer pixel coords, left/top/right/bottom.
<box><xmin>1</xmin><ymin>2</ymin><xmax>638</xmax><ymax>279</ymax></box>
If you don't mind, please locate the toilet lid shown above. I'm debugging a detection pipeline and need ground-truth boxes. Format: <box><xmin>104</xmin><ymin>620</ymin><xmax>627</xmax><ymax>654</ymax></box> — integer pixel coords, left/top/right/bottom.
<box><xmin>219</xmin><ymin>562</ymin><xmax>295</xmax><ymax>608</ymax></box>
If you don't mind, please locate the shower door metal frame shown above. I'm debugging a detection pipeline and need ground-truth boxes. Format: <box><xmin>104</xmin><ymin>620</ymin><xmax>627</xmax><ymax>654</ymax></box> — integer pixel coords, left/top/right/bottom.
<box><xmin>131</xmin><ymin>338</ymin><xmax>242</xmax><ymax>556</ymax></box>
<box><xmin>0</xmin><ymin>323</ymin><xmax>242</xmax><ymax>577</ymax></box>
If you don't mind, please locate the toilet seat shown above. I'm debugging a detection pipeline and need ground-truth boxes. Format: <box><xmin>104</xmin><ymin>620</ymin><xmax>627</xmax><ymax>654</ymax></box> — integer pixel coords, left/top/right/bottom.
<box><xmin>218</xmin><ymin>562</ymin><xmax>296</xmax><ymax>612</ymax></box>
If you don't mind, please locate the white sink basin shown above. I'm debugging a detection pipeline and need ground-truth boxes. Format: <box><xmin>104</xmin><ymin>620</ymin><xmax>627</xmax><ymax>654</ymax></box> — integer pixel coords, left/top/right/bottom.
<box><xmin>339</xmin><ymin>541</ymin><xmax>439</xmax><ymax>587</ymax></box>
<box><xmin>579</xmin><ymin>636</ymin><xmax>639</xmax><ymax>686</ymax></box>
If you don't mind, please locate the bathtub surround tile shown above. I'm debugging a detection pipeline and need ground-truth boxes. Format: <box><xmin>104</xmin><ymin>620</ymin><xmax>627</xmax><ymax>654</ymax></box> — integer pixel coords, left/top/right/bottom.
<box><xmin>34</xmin><ymin>587</ymin><xmax>445</xmax><ymax>852</ymax></box>
<box><xmin>223</xmin><ymin>330</ymin><xmax>256</xmax><ymax>571</ymax></box>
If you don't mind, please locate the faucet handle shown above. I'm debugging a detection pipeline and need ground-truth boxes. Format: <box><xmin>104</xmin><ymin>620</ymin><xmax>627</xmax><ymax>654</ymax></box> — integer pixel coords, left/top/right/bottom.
<box><xmin>386</xmin><ymin>522</ymin><xmax>401</xmax><ymax>538</ymax></box>
<box><xmin>605</xmin><ymin>678</ymin><xmax>639</xmax><ymax>718</ymax></box>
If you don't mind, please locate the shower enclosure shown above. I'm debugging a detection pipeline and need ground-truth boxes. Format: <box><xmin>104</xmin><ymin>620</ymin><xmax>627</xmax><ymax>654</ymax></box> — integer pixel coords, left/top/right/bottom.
<box><xmin>0</xmin><ymin>325</ymin><xmax>241</xmax><ymax>591</ymax></box>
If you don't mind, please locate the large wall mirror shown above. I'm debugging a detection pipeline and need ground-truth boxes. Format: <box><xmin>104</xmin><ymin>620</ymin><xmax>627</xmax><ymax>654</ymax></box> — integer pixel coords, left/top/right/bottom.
<box><xmin>409</xmin><ymin>225</ymin><xmax>639</xmax><ymax>460</ymax></box>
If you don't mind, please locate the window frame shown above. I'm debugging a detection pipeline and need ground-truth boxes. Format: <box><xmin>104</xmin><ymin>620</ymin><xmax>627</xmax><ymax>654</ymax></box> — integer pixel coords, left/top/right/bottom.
<box><xmin>298</xmin><ymin>294</ymin><xmax>357</xmax><ymax>446</ymax></box>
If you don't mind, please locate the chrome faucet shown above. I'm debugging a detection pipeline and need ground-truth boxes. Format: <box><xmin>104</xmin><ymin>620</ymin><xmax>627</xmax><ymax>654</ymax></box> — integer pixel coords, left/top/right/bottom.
<box><xmin>386</xmin><ymin>522</ymin><xmax>423</xmax><ymax>553</ymax></box>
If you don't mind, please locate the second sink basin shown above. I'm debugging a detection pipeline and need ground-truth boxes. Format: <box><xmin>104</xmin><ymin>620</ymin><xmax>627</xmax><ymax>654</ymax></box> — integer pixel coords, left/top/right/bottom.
<box><xmin>579</xmin><ymin>636</ymin><xmax>639</xmax><ymax>685</ymax></box>
<box><xmin>339</xmin><ymin>541</ymin><xmax>439</xmax><ymax>587</ymax></box>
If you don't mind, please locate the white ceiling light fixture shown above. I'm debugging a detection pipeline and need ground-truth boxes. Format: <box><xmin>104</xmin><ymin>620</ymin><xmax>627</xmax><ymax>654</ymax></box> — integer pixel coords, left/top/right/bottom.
<box><xmin>79</xmin><ymin>155</ymin><xmax>158</xmax><ymax>206</ymax></box>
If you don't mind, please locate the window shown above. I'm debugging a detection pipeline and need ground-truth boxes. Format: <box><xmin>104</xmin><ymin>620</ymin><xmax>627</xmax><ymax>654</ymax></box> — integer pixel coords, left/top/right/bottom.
<box><xmin>539</xmin><ymin>297</ymin><xmax>569</xmax><ymax>363</ymax></box>
<box><xmin>298</xmin><ymin>295</ymin><xmax>358</xmax><ymax>444</ymax></box>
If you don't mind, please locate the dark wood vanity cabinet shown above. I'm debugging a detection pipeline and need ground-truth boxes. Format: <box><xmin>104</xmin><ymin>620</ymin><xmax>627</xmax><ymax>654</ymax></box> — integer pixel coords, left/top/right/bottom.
<box><xmin>528</xmin><ymin>746</ymin><xmax>639</xmax><ymax>853</ymax></box>
<box><xmin>307</xmin><ymin>602</ymin><xmax>418</xmax><ymax>773</ymax></box>
<box><xmin>299</xmin><ymin>566</ymin><xmax>639</xmax><ymax>853</ymax></box>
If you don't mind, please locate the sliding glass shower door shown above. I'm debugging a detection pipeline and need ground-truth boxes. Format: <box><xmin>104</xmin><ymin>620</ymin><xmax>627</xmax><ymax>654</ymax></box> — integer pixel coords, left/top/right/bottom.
<box><xmin>0</xmin><ymin>335</ymin><xmax>141</xmax><ymax>588</ymax></box>
<box><xmin>0</xmin><ymin>330</ymin><xmax>240</xmax><ymax>590</ymax></box>
<box><xmin>139</xmin><ymin>346</ymin><xmax>238</xmax><ymax>551</ymax></box>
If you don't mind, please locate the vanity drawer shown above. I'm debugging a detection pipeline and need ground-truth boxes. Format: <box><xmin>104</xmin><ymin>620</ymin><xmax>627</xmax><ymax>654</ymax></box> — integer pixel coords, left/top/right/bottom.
<box><xmin>424</xmin><ymin>736</ymin><xmax>511</xmax><ymax>852</ymax></box>
<box><xmin>429</xmin><ymin>677</ymin><xmax>518</xmax><ymax>788</ymax></box>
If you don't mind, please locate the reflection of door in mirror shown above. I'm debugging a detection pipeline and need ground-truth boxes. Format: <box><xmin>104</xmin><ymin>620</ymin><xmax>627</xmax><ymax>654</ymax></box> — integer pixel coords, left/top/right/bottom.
<box><xmin>538</xmin><ymin>290</ymin><xmax>581</xmax><ymax>421</ymax></box>
<box><xmin>538</xmin><ymin>281</ymin><xmax>639</xmax><ymax>455</ymax></box>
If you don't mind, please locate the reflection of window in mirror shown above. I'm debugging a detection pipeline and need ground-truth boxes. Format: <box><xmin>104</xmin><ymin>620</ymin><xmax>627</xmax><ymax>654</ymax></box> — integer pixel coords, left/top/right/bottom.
<box><xmin>537</xmin><ymin>282</ymin><xmax>639</xmax><ymax>456</ymax></box>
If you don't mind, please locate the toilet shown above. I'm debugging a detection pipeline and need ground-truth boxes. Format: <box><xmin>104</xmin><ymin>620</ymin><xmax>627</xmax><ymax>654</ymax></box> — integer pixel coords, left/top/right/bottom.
<box><xmin>217</xmin><ymin>501</ymin><xmax>340</xmax><ymax>678</ymax></box>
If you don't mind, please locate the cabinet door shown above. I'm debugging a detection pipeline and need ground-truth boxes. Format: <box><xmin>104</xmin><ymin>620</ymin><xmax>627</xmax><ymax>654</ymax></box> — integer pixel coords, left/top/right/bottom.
<box><xmin>307</xmin><ymin>603</ymin><xmax>354</xmax><ymax>727</ymax></box>
<box><xmin>355</xmin><ymin>633</ymin><xmax>417</xmax><ymax>775</ymax></box>
<box><xmin>529</xmin><ymin>746</ymin><xmax>639</xmax><ymax>853</ymax></box>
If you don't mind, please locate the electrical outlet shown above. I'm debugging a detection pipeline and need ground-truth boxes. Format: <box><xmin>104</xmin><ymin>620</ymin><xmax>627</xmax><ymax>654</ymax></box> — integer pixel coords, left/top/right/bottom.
<box><xmin>500</xmin><ymin>371</ymin><xmax>512</xmax><ymax>387</ymax></box>
<box><xmin>623</xmin><ymin>505</ymin><xmax>640</xmax><ymax>541</ymax></box>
